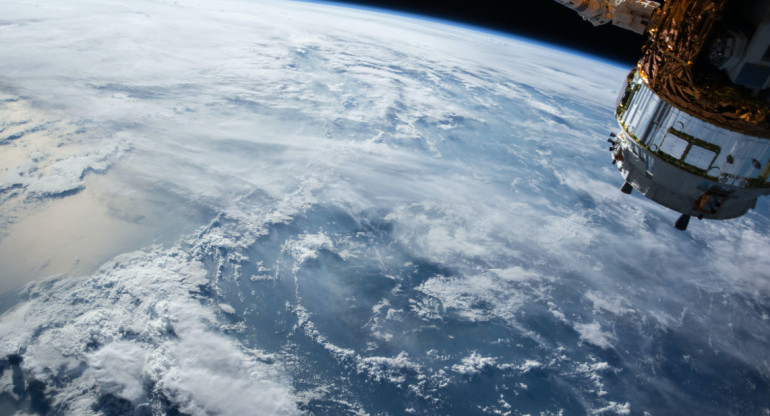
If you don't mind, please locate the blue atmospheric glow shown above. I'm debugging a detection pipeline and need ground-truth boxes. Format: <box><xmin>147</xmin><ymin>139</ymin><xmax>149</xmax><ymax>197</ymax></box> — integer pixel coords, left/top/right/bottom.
<box><xmin>307</xmin><ymin>0</ymin><xmax>636</xmax><ymax>67</ymax></box>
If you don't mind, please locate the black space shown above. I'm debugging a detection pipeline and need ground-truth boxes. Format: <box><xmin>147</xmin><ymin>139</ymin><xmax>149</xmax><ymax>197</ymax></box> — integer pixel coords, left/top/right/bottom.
<box><xmin>326</xmin><ymin>0</ymin><xmax>649</xmax><ymax>65</ymax></box>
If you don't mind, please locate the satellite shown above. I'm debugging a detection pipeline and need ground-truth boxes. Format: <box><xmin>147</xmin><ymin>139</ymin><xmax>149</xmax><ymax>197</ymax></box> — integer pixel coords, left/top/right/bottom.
<box><xmin>556</xmin><ymin>0</ymin><xmax>770</xmax><ymax>230</ymax></box>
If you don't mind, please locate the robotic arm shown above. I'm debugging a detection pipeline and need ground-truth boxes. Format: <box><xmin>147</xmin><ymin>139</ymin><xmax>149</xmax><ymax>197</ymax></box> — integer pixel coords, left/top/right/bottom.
<box><xmin>554</xmin><ymin>0</ymin><xmax>660</xmax><ymax>34</ymax></box>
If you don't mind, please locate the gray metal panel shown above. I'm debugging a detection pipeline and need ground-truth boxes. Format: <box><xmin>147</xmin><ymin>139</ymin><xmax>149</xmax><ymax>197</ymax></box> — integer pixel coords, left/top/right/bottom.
<box><xmin>617</xmin><ymin>71</ymin><xmax>770</xmax><ymax>188</ymax></box>
<box><xmin>617</xmin><ymin>136</ymin><xmax>765</xmax><ymax>219</ymax></box>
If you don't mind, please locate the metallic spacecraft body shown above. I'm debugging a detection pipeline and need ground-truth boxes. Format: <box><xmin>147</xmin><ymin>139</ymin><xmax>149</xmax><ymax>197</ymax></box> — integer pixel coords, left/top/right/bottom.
<box><xmin>557</xmin><ymin>0</ymin><xmax>770</xmax><ymax>229</ymax></box>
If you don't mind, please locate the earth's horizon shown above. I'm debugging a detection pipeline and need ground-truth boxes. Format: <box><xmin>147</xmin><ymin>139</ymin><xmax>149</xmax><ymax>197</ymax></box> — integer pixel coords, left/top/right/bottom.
<box><xmin>0</xmin><ymin>1</ymin><xmax>769</xmax><ymax>415</ymax></box>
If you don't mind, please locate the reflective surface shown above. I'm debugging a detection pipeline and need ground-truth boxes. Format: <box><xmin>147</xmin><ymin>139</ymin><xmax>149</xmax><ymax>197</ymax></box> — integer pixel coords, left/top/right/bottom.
<box><xmin>617</xmin><ymin>71</ymin><xmax>770</xmax><ymax>186</ymax></box>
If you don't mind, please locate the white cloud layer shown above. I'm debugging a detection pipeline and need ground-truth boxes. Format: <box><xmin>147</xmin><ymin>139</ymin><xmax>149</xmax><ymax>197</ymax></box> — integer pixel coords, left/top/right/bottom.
<box><xmin>0</xmin><ymin>248</ymin><xmax>299</xmax><ymax>415</ymax></box>
<box><xmin>0</xmin><ymin>0</ymin><xmax>768</xmax><ymax>415</ymax></box>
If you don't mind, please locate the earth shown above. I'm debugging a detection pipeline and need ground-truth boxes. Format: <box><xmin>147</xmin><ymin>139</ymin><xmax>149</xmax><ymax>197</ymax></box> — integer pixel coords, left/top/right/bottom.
<box><xmin>1</xmin><ymin>0</ymin><xmax>769</xmax><ymax>415</ymax></box>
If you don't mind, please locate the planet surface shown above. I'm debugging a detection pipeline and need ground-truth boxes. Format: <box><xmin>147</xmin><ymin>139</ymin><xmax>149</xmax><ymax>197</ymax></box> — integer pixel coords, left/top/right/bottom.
<box><xmin>1</xmin><ymin>0</ymin><xmax>769</xmax><ymax>415</ymax></box>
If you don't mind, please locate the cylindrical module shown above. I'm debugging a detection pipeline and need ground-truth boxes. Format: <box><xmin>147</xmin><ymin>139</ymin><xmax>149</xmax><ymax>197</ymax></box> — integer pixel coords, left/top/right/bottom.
<box><xmin>614</xmin><ymin>70</ymin><xmax>770</xmax><ymax>220</ymax></box>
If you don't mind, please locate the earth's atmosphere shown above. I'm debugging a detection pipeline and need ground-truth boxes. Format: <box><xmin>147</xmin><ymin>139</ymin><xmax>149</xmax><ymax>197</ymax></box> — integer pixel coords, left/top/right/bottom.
<box><xmin>0</xmin><ymin>0</ymin><xmax>769</xmax><ymax>415</ymax></box>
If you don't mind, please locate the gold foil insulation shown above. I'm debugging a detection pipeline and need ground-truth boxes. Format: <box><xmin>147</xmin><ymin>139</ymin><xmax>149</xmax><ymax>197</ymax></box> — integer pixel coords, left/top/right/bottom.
<box><xmin>637</xmin><ymin>0</ymin><xmax>770</xmax><ymax>138</ymax></box>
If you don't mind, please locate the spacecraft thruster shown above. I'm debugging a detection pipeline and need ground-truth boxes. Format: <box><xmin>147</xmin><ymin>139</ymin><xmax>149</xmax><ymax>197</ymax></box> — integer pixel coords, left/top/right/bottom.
<box><xmin>557</xmin><ymin>0</ymin><xmax>770</xmax><ymax>230</ymax></box>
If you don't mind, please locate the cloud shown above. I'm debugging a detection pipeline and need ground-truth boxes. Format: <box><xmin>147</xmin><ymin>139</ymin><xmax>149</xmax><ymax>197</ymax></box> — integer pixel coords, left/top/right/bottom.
<box><xmin>451</xmin><ymin>352</ymin><xmax>497</xmax><ymax>375</ymax></box>
<box><xmin>356</xmin><ymin>351</ymin><xmax>420</xmax><ymax>384</ymax></box>
<box><xmin>574</xmin><ymin>321</ymin><xmax>616</xmax><ymax>350</ymax></box>
<box><xmin>0</xmin><ymin>94</ymin><xmax>128</xmax><ymax>198</ymax></box>
<box><xmin>283</xmin><ymin>233</ymin><xmax>335</xmax><ymax>270</ymax></box>
<box><xmin>88</xmin><ymin>342</ymin><xmax>146</xmax><ymax>402</ymax></box>
<box><xmin>593</xmin><ymin>401</ymin><xmax>631</xmax><ymax>415</ymax></box>
<box><xmin>0</xmin><ymin>247</ymin><xmax>299</xmax><ymax>415</ymax></box>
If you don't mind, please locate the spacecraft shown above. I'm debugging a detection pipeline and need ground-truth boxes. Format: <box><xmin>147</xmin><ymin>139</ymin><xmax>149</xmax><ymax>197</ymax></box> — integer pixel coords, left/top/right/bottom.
<box><xmin>556</xmin><ymin>0</ymin><xmax>770</xmax><ymax>230</ymax></box>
